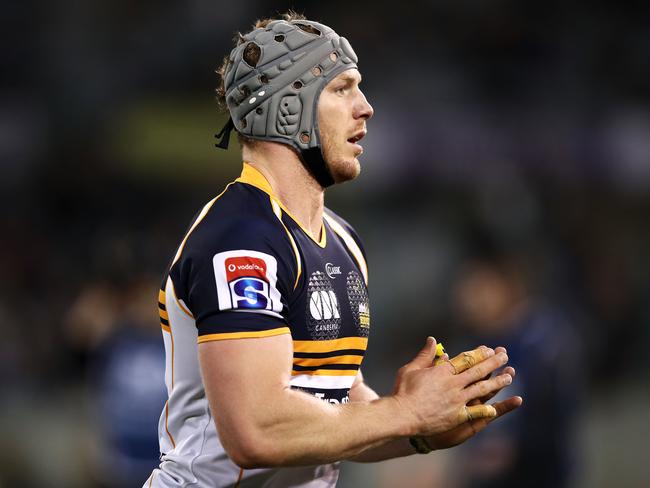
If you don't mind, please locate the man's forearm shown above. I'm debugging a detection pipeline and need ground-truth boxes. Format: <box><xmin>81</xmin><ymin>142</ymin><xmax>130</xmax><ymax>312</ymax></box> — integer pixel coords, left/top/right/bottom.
<box><xmin>345</xmin><ymin>375</ymin><xmax>417</xmax><ymax>462</ymax></box>
<box><xmin>218</xmin><ymin>387</ymin><xmax>414</xmax><ymax>468</ymax></box>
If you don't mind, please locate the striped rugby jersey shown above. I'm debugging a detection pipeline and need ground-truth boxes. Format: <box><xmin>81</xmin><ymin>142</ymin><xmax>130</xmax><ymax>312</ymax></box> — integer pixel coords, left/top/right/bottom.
<box><xmin>145</xmin><ymin>163</ymin><xmax>370</xmax><ymax>488</ymax></box>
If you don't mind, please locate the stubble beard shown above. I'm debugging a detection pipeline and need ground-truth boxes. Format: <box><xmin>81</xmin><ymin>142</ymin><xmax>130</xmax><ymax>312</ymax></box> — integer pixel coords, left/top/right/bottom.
<box><xmin>319</xmin><ymin>130</ymin><xmax>361</xmax><ymax>184</ymax></box>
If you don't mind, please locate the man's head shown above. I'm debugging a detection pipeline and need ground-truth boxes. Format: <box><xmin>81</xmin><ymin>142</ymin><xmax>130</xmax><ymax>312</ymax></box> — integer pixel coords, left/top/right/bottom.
<box><xmin>215</xmin><ymin>12</ymin><xmax>372</xmax><ymax>187</ymax></box>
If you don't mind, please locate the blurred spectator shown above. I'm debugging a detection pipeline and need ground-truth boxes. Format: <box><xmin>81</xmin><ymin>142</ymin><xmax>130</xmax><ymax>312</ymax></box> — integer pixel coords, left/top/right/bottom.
<box><xmin>65</xmin><ymin>275</ymin><xmax>166</xmax><ymax>488</ymax></box>
<box><xmin>448</xmin><ymin>253</ymin><xmax>583</xmax><ymax>488</ymax></box>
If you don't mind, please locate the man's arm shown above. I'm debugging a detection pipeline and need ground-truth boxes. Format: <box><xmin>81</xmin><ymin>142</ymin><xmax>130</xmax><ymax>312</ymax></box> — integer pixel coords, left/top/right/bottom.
<box><xmin>199</xmin><ymin>334</ymin><xmax>512</xmax><ymax>468</ymax></box>
<box><xmin>345</xmin><ymin>371</ymin><xmax>415</xmax><ymax>462</ymax></box>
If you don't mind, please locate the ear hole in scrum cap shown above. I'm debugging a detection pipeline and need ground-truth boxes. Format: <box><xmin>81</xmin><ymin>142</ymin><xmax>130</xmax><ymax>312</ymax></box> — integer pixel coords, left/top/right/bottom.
<box><xmin>243</xmin><ymin>42</ymin><xmax>261</xmax><ymax>67</ymax></box>
<box><xmin>293</xmin><ymin>23</ymin><xmax>321</xmax><ymax>36</ymax></box>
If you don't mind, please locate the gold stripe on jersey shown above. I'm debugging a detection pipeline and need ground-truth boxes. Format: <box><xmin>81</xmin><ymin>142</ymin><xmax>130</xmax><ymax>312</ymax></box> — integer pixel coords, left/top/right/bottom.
<box><xmin>172</xmin><ymin>182</ymin><xmax>236</xmax><ymax>266</ymax></box>
<box><xmin>170</xmin><ymin>278</ymin><xmax>194</xmax><ymax>319</ymax></box>
<box><xmin>164</xmin><ymin>400</ymin><xmax>176</xmax><ymax>448</ymax></box>
<box><xmin>293</xmin><ymin>336</ymin><xmax>368</xmax><ymax>353</ymax></box>
<box><xmin>291</xmin><ymin>369</ymin><xmax>359</xmax><ymax>376</ymax></box>
<box><xmin>197</xmin><ymin>327</ymin><xmax>291</xmax><ymax>343</ymax></box>
<box><xmin>293</xmin><ymin>354</ymin><xmax>364</xmax><ymax>367</ymax></box>
<box><xmin>234</xmin><ymin>468</ymin><xmax>245</xmax><ymax>488</ymax></box>
<box><xmin>271</xmin><ymin>197</ymin><xmax>302</xmax><ymax>290</ymax></box>
<box><xmin>159</xmin><ymin>289</ymin><xmax>171</xmax><ymax>332</ymax></box>
<box><xmin>323</xmin><ymin>212</ymin><xmax>368</xmax><ymax>285</ymax></box>
<box><xmin>237</xmin><ymin>162</ymin><xmax>327</xmax><ymax>248</ymax></box>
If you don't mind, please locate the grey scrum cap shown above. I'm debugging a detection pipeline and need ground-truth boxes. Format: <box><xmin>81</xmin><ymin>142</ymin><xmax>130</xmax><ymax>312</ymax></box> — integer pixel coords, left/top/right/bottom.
<box><xmin>215</xmin><ymin>19</ymin><xmax>358</xmax><ymax>187</ymax></box>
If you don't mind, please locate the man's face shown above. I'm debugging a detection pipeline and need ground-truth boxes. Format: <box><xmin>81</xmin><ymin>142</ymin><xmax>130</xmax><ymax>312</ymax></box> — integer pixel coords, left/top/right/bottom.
<box><xmin>318</xmin><ymin>69</ymin><xmax>374</xmax><ymax>183</ymax></box>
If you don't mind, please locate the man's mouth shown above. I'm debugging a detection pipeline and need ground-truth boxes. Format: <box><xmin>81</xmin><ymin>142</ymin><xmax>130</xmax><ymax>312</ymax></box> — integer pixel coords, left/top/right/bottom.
<box><xmin>347</xmin><ymin>130</ymin><xmax>367</xmax><ymax>144</ymax></box>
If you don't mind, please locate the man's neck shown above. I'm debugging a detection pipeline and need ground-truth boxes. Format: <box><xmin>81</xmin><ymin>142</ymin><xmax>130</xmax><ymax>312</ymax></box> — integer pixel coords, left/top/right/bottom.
<box><xmin>242</xmin><ymin>141</ymin><xmax>325</xmax><ymax>242</ymax></box>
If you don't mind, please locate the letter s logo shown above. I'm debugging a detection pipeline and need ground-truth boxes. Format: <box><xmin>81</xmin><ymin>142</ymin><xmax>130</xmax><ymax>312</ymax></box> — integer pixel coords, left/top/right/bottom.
<box><xmin>213</xmin><ymin>250</ymin><xmax>282</xmax><ymax>316</ymax></box>
<box><xmin>231</xmin><ymin>278</ymin><xmax>269</xmax><ymax>309</ymax></box>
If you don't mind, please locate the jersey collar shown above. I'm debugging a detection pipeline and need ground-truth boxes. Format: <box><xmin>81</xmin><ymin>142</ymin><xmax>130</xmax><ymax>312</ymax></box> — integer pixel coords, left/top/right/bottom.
<box><xmin>236</xmin><ymin>162</ymin><xmax>327</xmax><ymax>248</ymax></box>
<box><xmin>236</xmin><ymin>162</ymin><xmax>275</xmax><ymax>195</ymax></box>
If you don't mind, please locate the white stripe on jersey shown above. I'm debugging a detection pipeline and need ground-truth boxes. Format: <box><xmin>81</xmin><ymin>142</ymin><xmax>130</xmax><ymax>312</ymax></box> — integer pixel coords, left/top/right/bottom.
<box><xmin>290</xmin><ymin>374</ymin><xmax>356</xmax><ymax>390</ymax></box>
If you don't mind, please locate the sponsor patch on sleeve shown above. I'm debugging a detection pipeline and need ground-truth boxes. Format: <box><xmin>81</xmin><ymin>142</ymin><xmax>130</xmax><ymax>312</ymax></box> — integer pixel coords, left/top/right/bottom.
<box><xmin>213</xmin><ymin>250</ymin><xmax>283</xmax><ymax>317</ymax></box>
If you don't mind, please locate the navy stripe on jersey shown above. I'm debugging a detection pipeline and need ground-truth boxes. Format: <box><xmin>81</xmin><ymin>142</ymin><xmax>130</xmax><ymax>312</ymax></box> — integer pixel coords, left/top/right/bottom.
<box><xmin>293</xmin><ymin>349</ymin><xmax>365</xmax><ymax>358</ymax></box>
<box><xmin>292</xmin><ymin>364</ymin><xmax>360</xmax><ymax>372</ymax></box>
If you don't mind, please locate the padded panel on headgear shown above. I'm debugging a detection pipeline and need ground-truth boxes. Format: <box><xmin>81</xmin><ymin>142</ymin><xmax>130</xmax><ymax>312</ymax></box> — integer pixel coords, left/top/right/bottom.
<box><xmin>277</xmin><ymin>95</ymin><xmax>301</xmax><ymax>135</ymax></box>
<box><xmin>339</xmin><ymin>37</ymin><xmax>358</xmax><ymax>63</ymax></box>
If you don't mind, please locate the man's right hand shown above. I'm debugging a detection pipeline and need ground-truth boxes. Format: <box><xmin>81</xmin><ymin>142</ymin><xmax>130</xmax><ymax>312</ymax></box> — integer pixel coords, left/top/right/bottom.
<box><xmin>392</xmin><ymin>337</ymin><xmax>514</xmax><ymax>437</ymax></box>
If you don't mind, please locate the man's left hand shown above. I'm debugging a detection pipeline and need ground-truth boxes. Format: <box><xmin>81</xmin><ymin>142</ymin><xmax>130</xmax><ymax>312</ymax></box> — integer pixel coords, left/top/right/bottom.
<box><xmin>423</xmin><ymin>346</ymin><xmax>522</xmax><ymax>450</ymax></box>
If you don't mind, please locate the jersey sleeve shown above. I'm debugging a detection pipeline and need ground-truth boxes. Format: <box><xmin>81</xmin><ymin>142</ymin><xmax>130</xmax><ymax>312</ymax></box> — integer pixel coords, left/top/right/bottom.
<box><xmin>170</xmin><ymin>216</ymin><xmax>298</xmax><ymax>342</ymax></box>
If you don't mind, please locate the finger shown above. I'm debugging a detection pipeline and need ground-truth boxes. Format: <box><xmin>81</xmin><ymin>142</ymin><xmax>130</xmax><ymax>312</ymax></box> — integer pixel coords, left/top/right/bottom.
<box><xmin>502</xmin><ymin>366</ymin><xmax>515</xmax><ymax>378</ymax></box>
<box><xmin>474</xmin><ymin>367</ymin><xmax>516</xmax><ymax>404</ymax></box>
<box><xmin>492</xmin><ymin>396</ymin><xmax>523</xmax><ymax>419</ymax></box>
<box><xmin>474</xmin><ymin>352</ymin><xmax>509</xmax><ymax>383</ymax></box>
<box><xmin>457</xmin><ymin>404</ymin><xmax>497</xmax><ymax>423</ymax></box>
<box><xmin>456</xmin><ymin>396</ymin><xmax>522</xmax><ymax>438</ymax></box>
<box><xmin>448</xmin><ymin>346</ymin><xmax>494</xmax><ymax>374</ymax></box>
<box><xmin>464</xmin><ymin>372</ymin><xmax>513</xmax><ymax>402</ymax></box>
<box><xmin>433</xmin><ymin>353</ymin><xmax>449</xmax><ymax>366</ymax></box>
<box><xmin>403</xmin><ymin>336</ymin><xmax>438</xmax><ymax>372</ymax></box>
<box><xmin>458</xmin><ymin>351</ymin><xmax>509</xmax><ymax>385</ymax></box>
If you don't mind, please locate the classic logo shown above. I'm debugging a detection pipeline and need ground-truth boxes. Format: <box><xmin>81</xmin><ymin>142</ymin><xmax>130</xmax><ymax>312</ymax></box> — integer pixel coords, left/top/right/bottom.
<box><xmin>225</xmin><ymin>256</ymin><xmax>269</xmax><ymax>309</ymax></box>
<box><xmin>325</xmin><ymin>262</ymin><xmax>341</xmax><ymax>279</ymax></box>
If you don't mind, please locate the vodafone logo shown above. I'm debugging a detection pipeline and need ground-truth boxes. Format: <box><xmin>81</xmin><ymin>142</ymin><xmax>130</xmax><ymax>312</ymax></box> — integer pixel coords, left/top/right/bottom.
<box><xmin>225</xmin><ymin>256</ymin><xmax>267</xmax><ymax>281</ymax></box>
<box><xmin>228</xmin><ymin>262</ymin><xmax>264</xmax><ymax>273</ymax></box>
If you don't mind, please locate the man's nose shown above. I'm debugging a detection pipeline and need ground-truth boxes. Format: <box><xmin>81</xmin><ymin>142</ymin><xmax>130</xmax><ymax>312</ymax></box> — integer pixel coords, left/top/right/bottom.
<box><xmin>355</xmin><ymin>90</ymin><xmax>374</xmax><ymax>120</ymax></box>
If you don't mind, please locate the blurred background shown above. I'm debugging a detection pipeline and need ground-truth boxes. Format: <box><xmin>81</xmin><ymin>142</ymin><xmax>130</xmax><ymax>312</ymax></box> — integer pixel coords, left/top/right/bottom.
<box><xmin>1</xmin><ymin>0</ymin><xmax>649</xmax><ymax>486</ymax></box>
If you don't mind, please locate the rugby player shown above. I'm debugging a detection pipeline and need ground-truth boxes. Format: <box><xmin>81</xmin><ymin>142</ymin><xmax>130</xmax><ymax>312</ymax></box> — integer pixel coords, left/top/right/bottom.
<box><xmin>144</xmin><ymin>12</ymin><xmax>522</xmax><ymax>488</ymax></box>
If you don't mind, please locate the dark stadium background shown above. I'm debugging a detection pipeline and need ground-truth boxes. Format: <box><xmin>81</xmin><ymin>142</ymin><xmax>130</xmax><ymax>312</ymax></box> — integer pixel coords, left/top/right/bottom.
<box><xmin>1</xmin><ymin>1</ymin><xmax>649</xmax><ymax>486</ymax></box>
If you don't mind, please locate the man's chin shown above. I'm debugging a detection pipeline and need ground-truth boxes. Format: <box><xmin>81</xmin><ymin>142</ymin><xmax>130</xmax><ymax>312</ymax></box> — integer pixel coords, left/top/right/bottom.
<box><xmin>331</xmin><ymin>158</ymin><xmax>361</xmax><ymax>184</ymax></box>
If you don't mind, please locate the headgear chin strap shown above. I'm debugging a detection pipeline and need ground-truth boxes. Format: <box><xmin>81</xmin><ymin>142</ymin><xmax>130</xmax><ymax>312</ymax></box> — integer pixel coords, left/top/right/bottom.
<box><xmin>215</xmin><ymin>19</ymin><xmax>358</xmax><ymax>188</ymax></box>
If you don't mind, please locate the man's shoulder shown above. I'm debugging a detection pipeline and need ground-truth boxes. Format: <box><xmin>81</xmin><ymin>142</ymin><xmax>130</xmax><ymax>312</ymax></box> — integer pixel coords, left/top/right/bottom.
<box><xmin>179</xmin><ymin>181</ymin><xmax>291</xmax><ymax>262</ymax></box>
